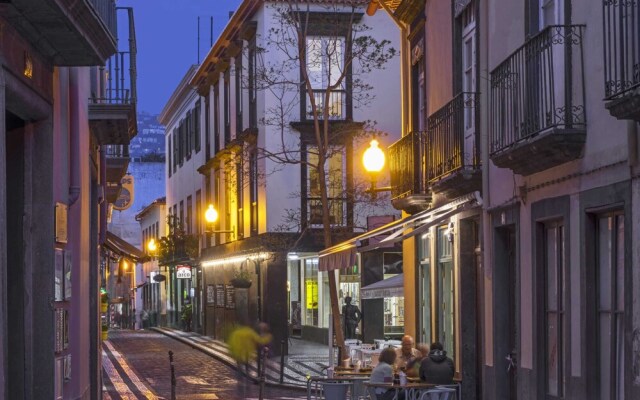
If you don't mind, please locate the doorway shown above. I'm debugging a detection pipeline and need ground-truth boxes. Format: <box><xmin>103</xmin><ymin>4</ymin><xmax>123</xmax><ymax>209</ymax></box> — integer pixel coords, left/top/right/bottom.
<box><xmin>494</xmin><ymin>225</ymin><xmax>518</xmax><ymax>400</ymax></box>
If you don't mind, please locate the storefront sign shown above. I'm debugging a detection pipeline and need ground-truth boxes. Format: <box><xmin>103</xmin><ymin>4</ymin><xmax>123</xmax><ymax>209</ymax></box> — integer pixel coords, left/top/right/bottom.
<box><xmin>215</xmin><ymin>284</ymin><xmax>225</xmax><ymax>307</ymax></box>
<box><xmin>225</xmin><ymin>284</ymin><xmax>235</xmax><ymax>309</ymax></box>
<box><xmin>176</xmin><ymin>265</ymin><xmax>192</xmax><ymax>279</ymax></box>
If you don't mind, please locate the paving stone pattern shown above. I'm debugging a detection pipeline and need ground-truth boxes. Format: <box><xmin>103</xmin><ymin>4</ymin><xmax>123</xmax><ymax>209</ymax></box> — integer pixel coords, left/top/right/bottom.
<box><xmin>102</xmin><ymin>330</ymin><xmax>308</xmax><ymax>400</ymax></box>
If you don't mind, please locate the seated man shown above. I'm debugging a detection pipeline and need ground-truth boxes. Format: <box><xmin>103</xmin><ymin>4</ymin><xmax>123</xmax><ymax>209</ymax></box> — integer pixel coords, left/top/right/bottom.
<box><xmin>419</xmin><ymin>342</ymin><xmax>454</xmax><ymax>384</ymax></box>
<box><xmin>394</xmin><ymin>335</ymin><xmax>421</xmax><ymax>370</ymax></box>
<box><xmin>406</xmin><ymin>343</ymin><xmax>429</xmax><ymax>378</ymax></box>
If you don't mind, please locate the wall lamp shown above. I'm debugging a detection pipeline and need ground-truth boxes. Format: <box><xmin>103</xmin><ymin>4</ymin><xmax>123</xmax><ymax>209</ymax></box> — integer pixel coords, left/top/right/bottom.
<box><xmin>363</xmin><ymin>139</ymin><xmax>391</xmax><ymax>199</ymax></box>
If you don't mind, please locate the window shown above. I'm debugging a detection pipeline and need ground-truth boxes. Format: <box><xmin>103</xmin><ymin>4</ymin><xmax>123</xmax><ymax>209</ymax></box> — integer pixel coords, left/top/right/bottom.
<box><xmin>305</xmin><ymin>36</ymin><xmax>345</xmax><ymax>120</ymax></box>
<box><xmin>186</xmin><ymin>111</ymin><xmax>192</xmax><ymax>160</ymax></box>
<box><xmin>186</xmin><ymin>196</ymin><xmax>192</xmax><ymax>234</ymax></box>
<box><xmin>437</xmin><ymin>226</ymin><xmax>455</xmax><ymax>360</ymax></box>
<box><xmin>168</xmin><ymin>137</ymin><xmax>172</xmax><ymax>177</ymax></box>
<box><xmin>224</xmin><ymin>69</ymin><xmax>231</xmax><ymax>145</ymax></box>
<box><xmin>544</xmin><ymin>222</ymin><xmax>565</xmax><ymax>398</ymax></box>
<box><xmin>306</xmin><ymin>146</ymin><xmax>345</xmax><ymax>226</ymax></box>
<box><xmin>235</xmin><ymin>54</ymin><xmax>243</xmax><ymax>133</ymax></box>
<box><xmin>596</xmin><ymin>213</ymin><xmax>625</xmax><ymax>400</ymax></box>
<box><xmin>248</xmin><ymin>36</ymin><xmax>258</xmax><ymax>129</ymax></box>
<box><xmin>236</xmin><ymin>160</ymin><xmax>244</xmax><ymax>239</ymax></box>
<box><xmin>205</xmin><ymin>95</ymin><xmax>210</xmax><ymax>159</ymax></box>
<box><xmin>179</xmin><ymin>201</ymin><xmax>184</xmax><ymax>229</ymax></box>
<box><xmin>194</xmin><ymin>100</ymin><xmax>201</xmax><ymax>153</ymax></box>
<box><xmin>195</xmin><ymin>190</ymin><xmax>201</xmax><ymax>237</ymax></box>
<box><xmin>214</xmin><ymin>84</ymin><xmax>220</xmax><ymax>154</ymax></box>
<box><xmin>303</xmin><ymin>258</ymin><xmax>319</xmax><ymax>326</ymax></box>
<box><xmin>411</xmin><ymin>37</ymin><xmax>425</xmax><ymax>130</ymax></box>
<box><xmin>172</xmin><ymin>129</ymin><xmax>178</xmax><ymax>173</ymax></box>
<box><xmin>249</xmin><ymin>148</ymin><xmax>258</xmax><ymax>236</ymax></box>
<box><xmin>419</xmin><ymin>232</ymin><xmax>432</xmax><ymax>345</ymax></box>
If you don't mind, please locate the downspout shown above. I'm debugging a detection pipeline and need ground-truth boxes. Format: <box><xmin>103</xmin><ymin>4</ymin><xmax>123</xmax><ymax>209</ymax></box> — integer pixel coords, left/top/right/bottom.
<box><xmin>68</xmin><ymin>68</ymin><xmax>81</xmax><ymax>206</ymax></box>
<box><xmin>58</xmin><ymin>69</ymin><xmax>70</xmax><ymax>204</ymax></box>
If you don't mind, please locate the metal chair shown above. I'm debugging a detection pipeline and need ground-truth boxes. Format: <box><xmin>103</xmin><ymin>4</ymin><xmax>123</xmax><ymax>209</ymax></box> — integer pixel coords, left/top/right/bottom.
<box><xmin>417</xmin><ymin>387</ymin><xmax>456</xmax><ymax>400</ymax></box>
<box><xmin>320</xmin><ymin>382</ymin><xmax>351</xmax><ymax>400</ymax></box>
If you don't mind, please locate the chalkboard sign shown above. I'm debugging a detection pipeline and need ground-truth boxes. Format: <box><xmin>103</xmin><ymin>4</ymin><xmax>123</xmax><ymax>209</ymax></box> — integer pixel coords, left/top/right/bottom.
<box><xmin>225</xmin><ymin>284</ymin><xmax>235</xmax><ymax>309</ymax></box>
<box><xmin>215</xmin><ymin>284</ymin><xmax>225</xmax><ymax>307</ymax></box>
<box><xmin>207</xmin><ymin>285</ymin><xmax>215</xmax><ymax>304</ymax></box>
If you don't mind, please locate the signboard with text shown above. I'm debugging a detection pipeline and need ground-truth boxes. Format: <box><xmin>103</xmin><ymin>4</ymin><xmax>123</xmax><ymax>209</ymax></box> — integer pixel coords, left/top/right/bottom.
<box><xmin>176</xmin><ymin>265</ymin><xmax>192</xmax><ymax>279</ymax></box>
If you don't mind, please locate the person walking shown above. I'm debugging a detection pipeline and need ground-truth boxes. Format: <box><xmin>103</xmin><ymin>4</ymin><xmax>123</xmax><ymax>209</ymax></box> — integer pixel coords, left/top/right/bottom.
<box><xmin>227</xmin><ymin>324</ymin><xmax>273</xmax><ymax>397</ymax></box>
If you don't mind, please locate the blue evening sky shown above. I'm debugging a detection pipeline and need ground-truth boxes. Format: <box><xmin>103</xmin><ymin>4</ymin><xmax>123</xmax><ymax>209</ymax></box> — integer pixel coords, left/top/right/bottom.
<box><xmin>118</xmin><ymin>0</ymin><xmax>243</xmax><ymax>115</ymax></box>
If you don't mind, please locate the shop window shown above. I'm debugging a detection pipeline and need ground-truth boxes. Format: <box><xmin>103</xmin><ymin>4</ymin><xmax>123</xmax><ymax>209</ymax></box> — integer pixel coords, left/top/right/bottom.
<box><xmin>419</xmin><ymin>232</ymin><xmax>432</xmax><ymax>345</ymax></box>
<box><xmin>437</xmin><ymin>226</ymin><xmax>455</xmax><ymax>360</ymax></box>
<box><xmin>304</xmin><ymin>258</ymin><xmax>319</xmax><ymax>326</ymax></box>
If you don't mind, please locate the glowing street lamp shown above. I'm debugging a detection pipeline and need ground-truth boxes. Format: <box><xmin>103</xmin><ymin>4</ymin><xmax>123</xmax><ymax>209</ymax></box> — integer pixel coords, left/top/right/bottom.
<box><xmin>147</xmin><ymin>238</ymin><xmax>157</xmax><ymax>253</ymax></box>
<box><xmin>203</xmin><ymin>204</ymin><xmax>233</xmax><ymax>236</ymax></box>
<box><xmin>363</xmin><ymin>139</ymin><xmax>391</xmax><ymax>199</ymax></box>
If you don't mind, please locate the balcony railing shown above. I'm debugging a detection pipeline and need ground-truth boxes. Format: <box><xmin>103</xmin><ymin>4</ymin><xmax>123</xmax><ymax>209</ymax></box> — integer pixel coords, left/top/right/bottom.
<box><xmin>89</xmin><ymin>0</ymin><xmax>117</xmax><ymax>39</ymax></box>
<box><xmin>93</xmin><ymin>7</ymin><xmax>137</xmax><ymax>107</ymax></box>
<box><xmin>105</xmin><ymin>145</ymin><xmax>129</xmax><ymax>159</ymax></box>
<box><xmin>603</xmin><ymin>0</ymin><xmax>640</xmax><ymax>99</ymax></box>
<box><xmin>427</xmin><ymin>92</ymin><xmax>480</xmax><ymax>183</ymax></box>
<box><xmin>389</xmin><ymin>130</ymin><xmax>427</xmax><ymax>200</ymax></box>
<box><xmin>307</xmin><ymin>197</ymin><xmax>347</xmax><ymax>226</ymax></box>
<box><xmin>307</xmin><ymin>90</ymin><xmax>346</xmax><ymax>120</ymax></box>
<box><xmin>490</xmin><ymin>25</ymin><xmax>586</xmax><ymax>155</ymax></box>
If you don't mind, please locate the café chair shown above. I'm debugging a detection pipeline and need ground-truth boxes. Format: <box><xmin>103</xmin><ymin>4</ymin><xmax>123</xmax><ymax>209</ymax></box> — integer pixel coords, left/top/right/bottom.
<box><xmin>417</xmin><ymin>386</ymin><xmax>456</xmax><ymax>400</ymax></box>
<box><xmin>320</xmin><ymin>381</ymin><xmax>351</xmax><ymax>400</ymax></box>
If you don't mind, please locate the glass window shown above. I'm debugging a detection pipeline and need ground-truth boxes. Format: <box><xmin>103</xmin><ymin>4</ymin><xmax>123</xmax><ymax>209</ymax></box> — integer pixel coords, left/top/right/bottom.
<box><xmin>306</xmin><ymin>147</ymin><xmax>345</xmax><ymax>226</ymax></box>
<box><xmin>305</xmin><ymin>36</ymin><xmax>345</xmax><ymax>120</ymax></box>
<box><xmin>303</xmin><ymin>258</ymin><xmax>319</xmax><ymax>327</ymax></box>
<box><xmin>437</xmin><ymin>226</ymin><xmax>455</xmax><ymax>360</ymax></box>
<box><xmin>419</xmin><ymin>232</ymin><xmax>432</xmax><ymax>345</ymax></box>
<box><xmin>249</xmin><ymin>148</ymin><xmax>258</xmax><ymax>236</ymax></box>
<box><xmin>597</xmin><ymin>213</ymin><xmax>625</xmax><ymax>400</ymax></box>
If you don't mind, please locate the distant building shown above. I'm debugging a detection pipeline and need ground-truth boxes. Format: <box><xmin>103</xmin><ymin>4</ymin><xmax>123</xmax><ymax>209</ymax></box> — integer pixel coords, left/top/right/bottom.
<box><xmin>129</xmin><ymin>111</ymin><xmax>166</xmax><ymax>161</ymax></box>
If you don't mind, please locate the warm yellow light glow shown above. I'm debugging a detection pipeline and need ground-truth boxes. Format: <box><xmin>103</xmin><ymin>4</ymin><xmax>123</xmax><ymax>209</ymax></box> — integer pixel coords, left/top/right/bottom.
<box><xmin>205</xmin><ymin>204</ymin><xmax>218</xmax><ymax>224</ymax></box>
<box><xmin>201</xmin><ymin>252</ymin><xmax>270</xmax><ymax>268</ymax></box>
<box><xmin>147</xmin><ymin>238</ymin><xmax>157</xmax><ymax>253</ymax></box>
<box><xmin>122</xmin><ymin>260</ymin><xmax>129</xmax><ymax>270</ymax></box>
<box><xmin>363</xmin><ymin>139</ymin><xmax>385</xmax><ymax>173</ymax></box>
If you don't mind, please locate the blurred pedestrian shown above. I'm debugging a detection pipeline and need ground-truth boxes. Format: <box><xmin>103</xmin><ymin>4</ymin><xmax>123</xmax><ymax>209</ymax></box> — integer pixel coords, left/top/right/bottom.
<box><xmin>227</xmin><ymin>324</ymin><xmax>273</xmax><ymax>397</ymax></box>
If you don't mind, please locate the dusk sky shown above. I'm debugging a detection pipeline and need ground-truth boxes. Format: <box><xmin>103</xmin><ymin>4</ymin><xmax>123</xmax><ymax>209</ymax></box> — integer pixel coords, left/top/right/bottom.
<box><xmin>118</xmin><ymin>0</ymin><xmax>243</xmax><ymax>115</ymax></box>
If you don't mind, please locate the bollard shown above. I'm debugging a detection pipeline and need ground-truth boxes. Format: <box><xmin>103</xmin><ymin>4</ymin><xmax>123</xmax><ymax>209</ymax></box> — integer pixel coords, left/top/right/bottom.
<box><xmin>258</xmin><ymin>346</ymin><xmax>267</xmax><ymax>400</ymax></box>
<box><xmin>168</xmin><ymin>350</ymin><xmax>176</xmax><ymax>400</ymax></box>
<box><xmin>279</xmin><ymin>340</ymin><xmax>285</xmax><ymax>384</ymax></box>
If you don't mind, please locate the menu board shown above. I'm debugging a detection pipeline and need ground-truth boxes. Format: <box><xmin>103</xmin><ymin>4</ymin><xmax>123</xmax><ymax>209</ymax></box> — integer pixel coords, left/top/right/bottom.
<box><xmin>215</xmin><ymin>284</ymin><xmax>225</xmax><ymax>307</ymax></box>
<box><xmin>207</xmin><ymin>285</ymin><xmax>215</xmax><ymax>304</ymax></box>
<box><xmin>225</xmin><ymin>284</ymin><xmax>235</xmax><ymax>309</ymax></box>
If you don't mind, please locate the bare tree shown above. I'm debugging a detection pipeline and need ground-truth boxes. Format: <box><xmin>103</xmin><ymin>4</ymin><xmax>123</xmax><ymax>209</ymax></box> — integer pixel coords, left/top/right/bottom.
<box><xmin>253</xmin><ymin>0</ymin><xmax>396</xmax><ymax>358</ymax></box>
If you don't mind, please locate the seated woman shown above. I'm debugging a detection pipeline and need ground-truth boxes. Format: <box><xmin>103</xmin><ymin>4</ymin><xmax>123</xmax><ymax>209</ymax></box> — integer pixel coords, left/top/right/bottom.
<box><xmin>370</xmin><ymin>348</ymin><xmax>405</xmax><ymax>400</ymax></box>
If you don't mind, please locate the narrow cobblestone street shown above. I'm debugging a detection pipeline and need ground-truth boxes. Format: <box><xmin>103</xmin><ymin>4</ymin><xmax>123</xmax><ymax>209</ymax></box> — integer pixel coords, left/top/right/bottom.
<box><xmin>102</xmin><ymin>330</ymin><xmax>307</xmax><ymax>400</ymax></box>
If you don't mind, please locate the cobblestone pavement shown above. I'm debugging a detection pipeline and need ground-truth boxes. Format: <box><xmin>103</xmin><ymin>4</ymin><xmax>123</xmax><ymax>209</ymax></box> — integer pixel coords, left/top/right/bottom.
<box><xmin>102</xmin><ymin>330</ymin><xmax>308</xmax><ymax>400</ymax></box>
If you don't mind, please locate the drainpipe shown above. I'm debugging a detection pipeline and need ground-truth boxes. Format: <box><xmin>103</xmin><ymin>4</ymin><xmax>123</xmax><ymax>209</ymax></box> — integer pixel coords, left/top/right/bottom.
<box><xmin>58</xmin><ymin>69</ymin><xmax>70</xmax><ymax>204</ymax></box>
<box><xmin>628</xmin><ymin>120</ymin><xmax>638</xmax><ymax>167</ymax></box>
<box><xmin>68</xmin><ymin>68</ymin><xmax>81</xmax><ymax>206</ymax></box>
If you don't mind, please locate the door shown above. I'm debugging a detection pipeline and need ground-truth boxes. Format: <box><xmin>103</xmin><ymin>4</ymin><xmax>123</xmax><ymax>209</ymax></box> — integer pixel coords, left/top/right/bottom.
<box><xmin>461</xmin><ymin>3</ymin><xmax>477</xmax><ymax>167</ymax></box>
<box><xmin>437</xmin><ymin>227</ymin><xmax>455</xmax><ymax>360</ymax></box>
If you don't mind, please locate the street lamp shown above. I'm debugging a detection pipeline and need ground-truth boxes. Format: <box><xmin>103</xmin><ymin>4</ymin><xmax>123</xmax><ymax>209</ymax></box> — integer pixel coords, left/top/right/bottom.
<box><xmin>147</xmin><ymin>238</ymin><xmax>157</xmax><ymax>254</ymax></box>
<box><xmin>203</xmin><ymin>204</ymin><xmax>234</xmax><ymax>235</ymax></box>
<box><xmin>363</xmin><ymin>139</ymin><xmax>391</xmax><ymax>198</ymax></box>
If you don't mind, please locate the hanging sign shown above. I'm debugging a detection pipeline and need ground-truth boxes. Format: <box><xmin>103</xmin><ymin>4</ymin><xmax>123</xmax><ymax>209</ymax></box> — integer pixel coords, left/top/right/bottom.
<box><xmin>176</xmin><ymin>265</ymin><xmax>192</xmax><ymax>279</ymax></box>
<box><xmin>113</xmin><ymin>175</ymin><xmax>134</xmax><ymax>211</ymax></box>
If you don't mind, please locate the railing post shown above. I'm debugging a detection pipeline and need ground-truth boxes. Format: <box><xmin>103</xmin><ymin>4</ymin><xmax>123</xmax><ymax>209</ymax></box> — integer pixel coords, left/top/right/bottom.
<box><xmin>279</xmin><ymin>339</ymin><xmax>285</xmax><ymax>384</ymax></box>
<box><xmin>168</xmin><ymin>351</ymin><xmax>176</xmax><ymax>400</ymax></box>
<box><xmin>259</xmin><ymin>347</ymin><xmax>266</xmax><ymax>400</ymax></box>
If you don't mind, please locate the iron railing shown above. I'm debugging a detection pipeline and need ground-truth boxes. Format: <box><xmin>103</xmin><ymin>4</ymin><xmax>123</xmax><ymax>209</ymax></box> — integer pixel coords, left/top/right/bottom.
<box><xmin>427</xmin><ymin>92</ymin><xmax>480</xmax><ymax>183</ymax></box>
<box><xmin>105</xmin><ymin>144</ymin><xmax>129</xmax><ymax>158</ymax></box>
<box><xmin>603</xmin><ymin>0</ymin><xmax>640</xmax><ymax>99</ymax></box>
<box><xmin>88</xmin><ymin>0</ymin><xmax>117</xmax><ymax>39</ymax></box>
<box><xmin>307</xmin><ymin>90</ymin><xmax>346</xmax><ymax>120</ymax></box>
<box><xmin>388</xmin><ymin>130</ymin><xmax>427</xmax><ymax>200</ymax></box>
<box><xmin>93</xmin><ymin>7</ymin><xmax>137</xmax><ymax>106</ymax></box>
<box><xmin>306</xmin><ymin>197</ymin><xmax>347</xmax><ymax>226</ymax></box>
<box><xmin>490</xmin><ymin>25</ymin><xmax>586</xmax><ymax>155</ymax></box>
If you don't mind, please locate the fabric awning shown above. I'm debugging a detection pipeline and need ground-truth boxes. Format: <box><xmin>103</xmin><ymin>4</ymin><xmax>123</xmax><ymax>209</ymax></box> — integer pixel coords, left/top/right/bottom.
<box><xmin>104</xmin><ymin>231</ymin><xmax>145</xmax><ymax>262</ymax></box>
<box><xmin>361</xmin><ymin>274</ymin><xmax>404</xmax><ymax>299</ymax></box>
<box><xmin>318</xmin><ymin>191</ymin><xmax>482</xmax><ymax>271</ymax></box>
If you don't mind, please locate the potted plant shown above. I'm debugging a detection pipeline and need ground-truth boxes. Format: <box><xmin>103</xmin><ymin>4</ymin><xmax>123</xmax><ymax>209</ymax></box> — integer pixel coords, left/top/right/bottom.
<box><xmin>100</xmin><ymin>292</ymin><xmax>109</xmax><ymax>313</ymax></box>
<box><xmin>230</xmin><ymin>268</ymin><xmax>252</xmax><ymax>288</ymax></box>
<box><xmin>181</xmin><ymin>304</ymin><xmax>193</xmax><ymax>332</ymax></box>
<box><xmin>101</xmin><ymin>323</ymin><xmax>109</xmax><ymax>341</ymax></box>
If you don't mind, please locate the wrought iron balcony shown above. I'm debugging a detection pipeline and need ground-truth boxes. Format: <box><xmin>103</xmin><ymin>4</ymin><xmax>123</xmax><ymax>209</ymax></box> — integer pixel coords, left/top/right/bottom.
<box><xmin>89</xmin><ymin>7</ymin><xmax>138</xmax><ymax>145</ymax></box>
<box><xmin>6</xmin><ymin>0</ymin><xmax>117</xmax><ymax>65</ymax></box>
<box><xmin>427</xmin><ymin>92</ymin><xmax>481</xmax><ymax>198</ymax></box>
<box><xmin>305</xmin><ymin>197</ymin><xmax>348</xmax><ymax>227</ymax></box>
<box><xmin>490</xmin><ymin>25</ymin><xmax>586</xmax><ymax>176</ymax></box>
<box><xmin>603</xmin><ymin>0</ymin><xmax>640</xmax><ymax>121</ymax></box>
<box><xmin>105</xmin><ymin>144</ymin><xmax>130</xmax><ymax>186</ymax></box>
<box><xmin>388</xmin><ymin>130</ymin><xmax>430</xmax><ymax>213</ymax></box>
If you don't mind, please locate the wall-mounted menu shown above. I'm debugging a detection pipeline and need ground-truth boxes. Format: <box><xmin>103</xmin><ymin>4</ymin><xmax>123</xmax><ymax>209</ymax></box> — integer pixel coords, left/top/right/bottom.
<box><xmin>225</xmin><ymin>284</ymin><xmax>235</xmax><ymax>309</ymax></box>
<box><xmin>215</xmin><ymin>284</ymin><xmax>225</xmax><ymax>307</ymax></box>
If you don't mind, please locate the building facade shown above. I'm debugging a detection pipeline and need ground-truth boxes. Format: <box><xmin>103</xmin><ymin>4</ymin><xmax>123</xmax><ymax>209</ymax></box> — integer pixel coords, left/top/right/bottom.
<box><xmin>0</xmin><ymin>1</ymin><xmax>137</xmax><ymax>399</ymax></box>
<box><xmin>186</xmin><ymin>0</ymin><xmax>400</xmax><ymax>351</ymax></box>
<box><xmin>367</xmin><ymin>0</ymin><xmax>640</xmax><ymax>399</ymax></box>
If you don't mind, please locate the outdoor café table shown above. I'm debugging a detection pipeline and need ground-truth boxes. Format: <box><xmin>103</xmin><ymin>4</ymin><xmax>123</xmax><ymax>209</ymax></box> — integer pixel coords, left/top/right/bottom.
<box><xmin>364</xmin><ymin>381</ymin><xmax>438</xmax><ymax>400</ymax></box>
<box><xmin>307</xmin><ymin>375</ymin><xmax>370</xmax><ymax>400</ymax></box>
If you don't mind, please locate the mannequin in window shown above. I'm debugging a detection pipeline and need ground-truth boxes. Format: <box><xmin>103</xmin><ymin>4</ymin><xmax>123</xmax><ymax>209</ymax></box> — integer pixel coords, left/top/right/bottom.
<box><xmin>342</xmin><ymin>296</ymin><xmax>362</xmax><ymax>339</ymax></box>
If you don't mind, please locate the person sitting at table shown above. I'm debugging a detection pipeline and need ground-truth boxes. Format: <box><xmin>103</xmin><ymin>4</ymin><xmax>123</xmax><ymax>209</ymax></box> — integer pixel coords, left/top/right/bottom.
<box><xmin>370</xmin><ymin>348</ymin><xmax>405</xmax><ymax>400</ymax></box>
<box><xmin>406</xmin><ymin>343</ymin><xmax>429</xmax><ymax>378</ymax></box>
<box><xmin>395</xmin><ymin>335</ymin><xmax>421</xmax><ymax>370</ymax></box>
<box><xmin>419</xmin><ymin>342</ymin><xmax>454</xmax><ymax>384</ymax></box>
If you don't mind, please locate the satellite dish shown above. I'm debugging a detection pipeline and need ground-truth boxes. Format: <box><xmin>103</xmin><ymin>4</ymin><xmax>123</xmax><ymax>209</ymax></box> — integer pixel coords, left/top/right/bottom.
<box><xmin>153</xmin><ymin>274</ymin><xmax>166</xmax><ymax>282</ymax></box>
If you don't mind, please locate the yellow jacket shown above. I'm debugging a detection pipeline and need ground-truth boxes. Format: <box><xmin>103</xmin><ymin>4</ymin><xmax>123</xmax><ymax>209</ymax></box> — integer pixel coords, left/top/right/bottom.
<box><xmin>227</xmin><ymin>326</ymin><xmax>273</xmax><ymax>363</ymax></box>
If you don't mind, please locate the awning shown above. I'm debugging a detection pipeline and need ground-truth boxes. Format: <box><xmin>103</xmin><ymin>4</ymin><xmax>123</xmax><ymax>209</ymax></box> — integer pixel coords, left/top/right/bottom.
<box><xmin>318</xmin><ymin>191</ymin><xmax>482</xmax><ymax>271</ymax></box>
<box><xmin>361</xmin><ymin>273</ymin><xmax>404</xmax><ymax>299</ymax></box>
<box><xmin>104</xmin><ymin>231</ymin><xmax>145</xmax><ymax>262</ymax></box>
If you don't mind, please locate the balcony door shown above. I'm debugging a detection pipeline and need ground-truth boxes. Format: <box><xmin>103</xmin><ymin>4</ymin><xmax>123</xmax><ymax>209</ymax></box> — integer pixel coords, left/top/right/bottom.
<box><xmin>461</xmin><ymin>1</ymin><xmax>476</xmax><ymax>168</ymax></box>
